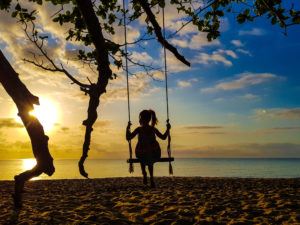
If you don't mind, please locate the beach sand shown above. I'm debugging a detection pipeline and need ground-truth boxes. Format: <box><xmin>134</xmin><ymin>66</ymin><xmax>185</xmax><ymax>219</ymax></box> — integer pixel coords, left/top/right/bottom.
<box><xmin>0</xmin><ymin>177</ymin><xmax>299</xmax><ymax>224</ymax></box>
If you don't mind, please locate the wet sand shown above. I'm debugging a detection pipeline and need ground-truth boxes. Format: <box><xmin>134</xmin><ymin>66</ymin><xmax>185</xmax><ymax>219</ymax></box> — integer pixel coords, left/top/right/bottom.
<box><xmin>0</xmin><ymin>177</ymin><xmax>299</xmax><ymax>224</ymax></box>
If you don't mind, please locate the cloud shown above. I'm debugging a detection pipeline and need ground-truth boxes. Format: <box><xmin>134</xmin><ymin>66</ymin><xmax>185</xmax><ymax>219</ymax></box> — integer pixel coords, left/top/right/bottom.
<box><xmin>93</xmin><ymin>120</ymin><xmax>111</xmax><ymax>128</ymax></box>
<box><xmin>192</xmin><ymin>49</ymin><xmax>239</xmax><ymax>67</ymax></box>
<box><xmin>254</xmin><ymin>108</ymin><xmax>300</xmax><ymax>120</ymax></box>
<box><xmin>231</xmin><ymin>39</ymin><xmax>244</xmax><ymax>47</ymax></box>
<box><xmin>205</xmin><ymin>132</ymin><xmax>226</xmax><ymax>135</ymax></box>
<box><xmin>193</xmin><ymin>52</ymin><xmax>233</xmax><ymax>67</ymax></box>
<box><xmin>213</xmin><ymin>97</ymin><xmax>225</xmax><ymax>102</ymax></box>
<box><xmin>174</xmin><ymin>143</ymin><xmax>300</xmax><ymax>158</ymax></box>
<box><xmin>184</xmin><ymin>125</ymin><xmax>223</xmax><ymax>129</ymax></box>
<box><xmin>177</xmin><ymin>78</ymin><xmax>198</xmax><ymax>88</ymax></box>
<box><xmin>0</xmin><ymin>118</ymin><xmax>23</xmax><ymax>128</ymax></box>
<box><xmin>215</xmin><ymin>49</ymin><xmax>238</xmax><ymax>59</ymax></box>
<box><xmin>164</xmin><ymin>50</ymin><xmax>190</xmax><ymax>73</ymax></box>
<box><xmin>102</xmin><ymin>73</ymin><xmax>155</xmax><ymax>102</ymax></box>
<box><xmin>0</xmin><ymin>140</ymin><xmax>32</xmax><ymax>159</ymax></box>
<box><xmin>61</xmin><ymin>127</ymin><xmax>70</xmax><ymax>132</ymax></box>
<box><xmin>109</xmin><ymin>25</ymin><xmax>140</xmax><ymax>44</ymax></box>
<box><xmin>129</xmin><ymin>51</ymin><xmax>153</xmax><ymax>65</ymax></box>
<box><xmin>236</xmin><ymin>48</ymin><xmax>252</xmax><ymax>56</ymax></box>
<box><xmin>201</xmin><ymin>72</ymin><xmax>281</xmax><ymax>93</ymax></box>
<box><xmin>255</xmin><ymin>126</ymin><xmax>300</xmax><ymax>135</ymax></box>
<box><xmin>170</xmin><ymin>32</ymin><xmax>220</xmax><ymax>50</ymax></box>
<box><xmin>177</xmin><ymin>80</ymin><xmax>191</xmax><ymax>88</ymax></box>
<box><xmin>239</xmin><ymin>28</ymin><xmax>265</xmax><ymax>36</ymax></box>
<box><xmin>271</xmin><ymin>127</ymin><xmax>300</xmax><ymax>130</ymax></box>
<box><xmin>240</xmin><ymin>93</ymin><xmax>260</xmax><ymax>101</ymax></box>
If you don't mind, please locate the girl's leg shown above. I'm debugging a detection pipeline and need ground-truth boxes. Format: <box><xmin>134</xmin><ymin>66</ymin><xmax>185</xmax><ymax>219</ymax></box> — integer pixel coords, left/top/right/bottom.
<box><xmin>148</xmin><ymin>164</ymin><xmax>155</xmax><ymax>188</ymax></box>
<box><xmin>140</xmin><ymin>163</ymin><xmax>147</xmax><ymax>185</ymax></box>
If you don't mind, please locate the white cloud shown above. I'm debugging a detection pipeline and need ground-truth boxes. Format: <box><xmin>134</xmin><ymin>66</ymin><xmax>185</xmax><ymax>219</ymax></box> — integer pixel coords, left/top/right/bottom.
<box><xmin>109</xmin><ymin>25</ymin><xmax>140</xmax><ymax>45</ymax></box>
<box><xmin>192</xmin><ymin>49</ymin><xmax>238</xmax><ymax>67</ymax></box>
<box><xmin>236</xmin><ymin>48</ymin><xmax>252</xmax><ymax>56</ymax></box>
<box><xmin>177</xmin><ymin>80</ymin><xmax>191</xmax><ymax>88</ymax></box>
<box><xmin>162</xmin><ymin>50</ymin><xmax>190</xmax><ymax>73</ymax></box>
<box><xmin>215</xmin><ymin>49</ymin><xmax>238</xmax><ymax>59</ymax></box>
<box><xmin>170</xmin><ymin>32</ymin><xmax>220</xmax><ymax>50</ymax></box>
<box><xmin>177</xmin><ymin>78</ymin><xmax>198</xmax><ymax>88</ymax></box>
<box><xmin>201</xmin><ymin>72</ymin><xmax>281</xmax><ymax>93</ymax></box>
<box><xmin>130</xmin><ymin>51</ymin><xmax>153</xmax><ymax>64</ymax></box>
<box><xmin>101</xmin><ymin>72</ymin><xmax>162</xmax><ymax>103</ymax></box>
<box><xmin>231</xmin><ymin>39</ymin><xmax>244</xmax><ymax>47</ymax></box>
<box><xmin>194</xmin><ymin>52</ymin><xmax>232</xmax><ymax>67</ymax></box>
<box><xmin>239</xmin><ymin>28</ymin><xmax>265</xmax><ymax>36</ymax></box>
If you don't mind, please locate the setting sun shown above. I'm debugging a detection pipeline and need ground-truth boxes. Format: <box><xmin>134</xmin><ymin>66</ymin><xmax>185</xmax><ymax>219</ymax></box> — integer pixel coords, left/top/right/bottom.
<box><xmin>29</xmin><ymin>98</ymin><xmax>58</xmax><ymax>132</ymax></box>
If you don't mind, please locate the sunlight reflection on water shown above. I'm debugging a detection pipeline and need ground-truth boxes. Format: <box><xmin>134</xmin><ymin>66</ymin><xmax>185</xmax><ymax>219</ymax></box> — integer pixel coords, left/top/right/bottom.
<box><xmin>21</xmin><ymin>158</ymin><xmax>40</xmax><ymax>180</ymax></box>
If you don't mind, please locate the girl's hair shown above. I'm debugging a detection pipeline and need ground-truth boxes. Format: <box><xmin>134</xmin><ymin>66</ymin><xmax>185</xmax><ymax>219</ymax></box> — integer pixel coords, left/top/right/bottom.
<box><xmin>139</xmin><ymin>109</ymin><xmax>158</xmax><ymax>127</ymax></box>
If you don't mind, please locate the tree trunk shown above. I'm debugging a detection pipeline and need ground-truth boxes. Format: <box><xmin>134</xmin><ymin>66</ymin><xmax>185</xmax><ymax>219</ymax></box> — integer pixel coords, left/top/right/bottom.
<box><xmin>76</xmin><ymin>0</ymin><xmax>112</xmax><ymax>178</ymax></box>
<box><xmin>0</xmin><ymin>50</ymin><xmax>54</xmax><ymax>207</ymax></box>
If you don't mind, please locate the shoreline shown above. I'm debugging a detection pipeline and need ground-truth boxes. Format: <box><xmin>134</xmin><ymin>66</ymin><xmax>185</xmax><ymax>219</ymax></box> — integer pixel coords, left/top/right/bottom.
<box><xmin>1</xmin><ymin>177</ymin><xmax>300</xmax><ymax>224</ymax></box>
<box><xmin>1</xmin><ymin>176</ymin><xmax>300</xmax><ymax>181</ymax></box>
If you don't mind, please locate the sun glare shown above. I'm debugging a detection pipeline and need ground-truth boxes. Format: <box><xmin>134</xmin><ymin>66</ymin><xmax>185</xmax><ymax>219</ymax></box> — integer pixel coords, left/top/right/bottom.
<box><xmin>29</xmin><ymin>98</ymin><xmax>58</xmax><ymax>132</ymax></box>
<box><xmin>22</xmin><ymin>158</ymin><xmax>41</xmax><ymax>180</ymax></box>
<box><xmin>22</xmin><ymin>158</ymin><xmax>37</xmax><ymax>170</ymax></box>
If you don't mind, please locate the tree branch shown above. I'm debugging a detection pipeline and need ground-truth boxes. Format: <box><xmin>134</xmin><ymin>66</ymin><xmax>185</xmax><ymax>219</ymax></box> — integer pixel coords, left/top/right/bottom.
<box><xmin>139</xmin><ymin>0</ymin><xmax>191</xmax><ymax>67</ymax></box>
<box><xmin>23</xmin><ymin>21</ymin><xmax>90</xmax><ymax>88</ymax></box>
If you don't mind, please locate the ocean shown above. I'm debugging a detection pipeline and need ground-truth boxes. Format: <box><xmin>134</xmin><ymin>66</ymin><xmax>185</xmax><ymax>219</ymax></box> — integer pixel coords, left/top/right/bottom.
<box><xmin>0</xmin><ymin>158</ymin><xmax>299</xmax><ymax>180</ymax></box>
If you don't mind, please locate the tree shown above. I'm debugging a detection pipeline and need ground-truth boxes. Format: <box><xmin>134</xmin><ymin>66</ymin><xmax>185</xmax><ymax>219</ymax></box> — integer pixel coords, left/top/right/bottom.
<box><xmin>0</xmin><ymin>50</ymin><xmax>55</xmax><ymax>208</ymax></box>
<box><xmin>1</xmin><ymin>0</ymin><xmax>299</xmax><ymax>179</ymax></box>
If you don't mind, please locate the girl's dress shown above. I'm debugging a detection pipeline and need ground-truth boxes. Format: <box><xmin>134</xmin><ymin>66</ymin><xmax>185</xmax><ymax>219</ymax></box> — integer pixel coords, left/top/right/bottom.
<box><xmin>135</xmin><ymin>126</ymin><xmax>161</xmax><ymax>165</ymax></box>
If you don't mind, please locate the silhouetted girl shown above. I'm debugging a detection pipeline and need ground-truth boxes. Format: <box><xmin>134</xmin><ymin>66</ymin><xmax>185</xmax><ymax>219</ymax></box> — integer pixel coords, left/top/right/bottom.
<box><xmin>126</xmin><ymin>109</ymin><xmax>171</xmax><ymax>188</ymax></box>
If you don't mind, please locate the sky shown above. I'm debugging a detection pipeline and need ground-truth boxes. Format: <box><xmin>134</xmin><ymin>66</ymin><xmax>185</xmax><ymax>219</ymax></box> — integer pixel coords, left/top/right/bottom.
<box><xmin>0</xmin><ymin>1</ymin><xmax>300</xmax><ymax>160</ymax></box>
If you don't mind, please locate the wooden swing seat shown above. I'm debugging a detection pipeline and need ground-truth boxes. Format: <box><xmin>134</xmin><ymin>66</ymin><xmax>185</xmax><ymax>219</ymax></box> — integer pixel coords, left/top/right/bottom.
<box><xmin>127</xmin><ymin>157</ymin><xmax>174</xmax><ymax>163</ymax></box>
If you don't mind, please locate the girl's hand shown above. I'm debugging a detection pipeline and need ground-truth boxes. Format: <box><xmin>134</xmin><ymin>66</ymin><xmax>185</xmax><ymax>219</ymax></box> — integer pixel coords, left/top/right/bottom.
<box><xmin>127</xmin><ymin>121</ymin><xmax>132</xmax><ymax>130</ymax></box>
<box><xmin>166</xmin><ymin>122</ymin><xmax>171</xmax><ymax>130</ymax></box>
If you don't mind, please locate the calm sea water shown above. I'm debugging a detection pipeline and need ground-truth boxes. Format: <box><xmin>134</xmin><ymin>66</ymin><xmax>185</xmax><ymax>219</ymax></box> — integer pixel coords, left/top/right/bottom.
<box><xmin>0</xmin><ymin>158</ymin><xmax>299</xmax><ymax>180</ymax></box>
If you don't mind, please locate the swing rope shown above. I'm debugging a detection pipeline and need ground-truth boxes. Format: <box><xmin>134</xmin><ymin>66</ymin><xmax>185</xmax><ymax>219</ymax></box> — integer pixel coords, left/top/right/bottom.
<box><xmin>122</xmin><ymin>0</ymin><xmax>134</xmax><ymax>173</ymax></box>
<box><xmin>162</xmin><ymin>4</ymin><xmax>173</xmax><ymax>175</ymax></box>
<box><xmin>123</xmin><ymin>0</ymin><xmax>173</xmax><ymax>175</ymax></box>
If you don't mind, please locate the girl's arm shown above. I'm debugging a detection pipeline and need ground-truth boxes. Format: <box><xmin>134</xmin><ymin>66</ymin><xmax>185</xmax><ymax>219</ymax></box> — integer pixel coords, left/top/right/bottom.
<box><xmin>126</xmin><ymin>123</ymin><xmax>139</xmax><ymax>140</ymax></box>
<box><xmin>154</xmin><ymin>123</ymin><xmax>171</xmax><ymax>140</ymax></box>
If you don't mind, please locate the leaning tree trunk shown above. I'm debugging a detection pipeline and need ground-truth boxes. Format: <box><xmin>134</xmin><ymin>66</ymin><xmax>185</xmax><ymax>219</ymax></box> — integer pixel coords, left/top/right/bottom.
<box><xmin>0</xmin><ymin>50</ymin><xmax>55</xmax><ymax>207</ymax></box>
<box><xmin>0</xmin><ymin>50</ymin><xmax>54</xmax><ymax>174</ymax></box>
<box><xmin>76</xmin><ymin>0</ymin><xmax>112</xmax><ymax>178</ymax></box>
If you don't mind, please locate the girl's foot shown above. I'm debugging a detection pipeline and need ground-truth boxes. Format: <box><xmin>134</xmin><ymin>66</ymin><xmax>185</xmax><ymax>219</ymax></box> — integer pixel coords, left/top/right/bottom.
<box><xmin>150</xmin><ymin>179</ymin><xmax>156</xmax><ymax>188</ymax></box>
<box><xmin>143</xmin><ymin>176</ymin><xmax>147</xmax><ymax>185</ymax></box>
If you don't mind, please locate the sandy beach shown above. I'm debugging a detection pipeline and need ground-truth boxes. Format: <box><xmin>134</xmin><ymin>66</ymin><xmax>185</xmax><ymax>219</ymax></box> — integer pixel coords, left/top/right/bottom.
<box><xmin>0</xmin><ymin>177</ymin><xmax>299</xmax><ymax>224</ymax></box>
